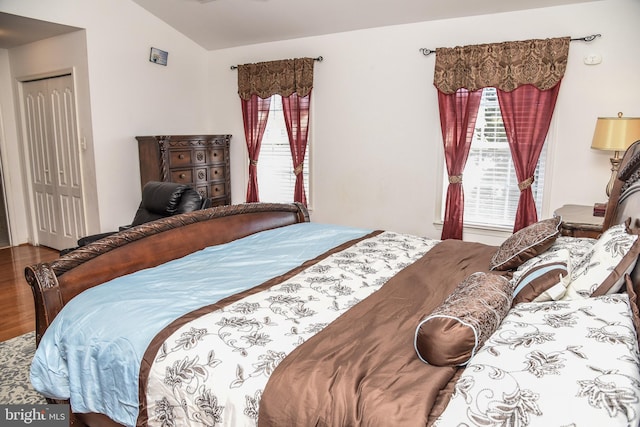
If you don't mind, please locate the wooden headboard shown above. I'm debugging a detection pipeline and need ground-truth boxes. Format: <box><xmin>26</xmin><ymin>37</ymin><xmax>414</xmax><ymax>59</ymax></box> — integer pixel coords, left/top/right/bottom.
<box><xmin>605</xmin><ymin>139</ymin><xmax>640</xmax><ymax>230</ymax></box>
<box><xmin>599</xmin><ymin>139</ymin><xmax>640</xmax><ymax>287</ymax></box>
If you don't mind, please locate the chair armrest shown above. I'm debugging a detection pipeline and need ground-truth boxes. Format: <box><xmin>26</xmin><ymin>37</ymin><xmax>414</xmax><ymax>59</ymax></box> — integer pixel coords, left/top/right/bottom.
<box><xmin>77</xmin><ymin>231</ymin><xmax>117</xmax><ymax>247</ymax></box>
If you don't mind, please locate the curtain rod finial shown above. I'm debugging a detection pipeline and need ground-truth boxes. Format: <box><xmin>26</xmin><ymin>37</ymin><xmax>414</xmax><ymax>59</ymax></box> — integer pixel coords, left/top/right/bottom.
<box><xmin>420</xmin><ymin>48</ymin><xmax>435</xmax><ymax>56</ymax></box>
<box><xmin>571</xmin><ymin>33</ymin><xmax>602</xmax><ymax>42</ymax></box>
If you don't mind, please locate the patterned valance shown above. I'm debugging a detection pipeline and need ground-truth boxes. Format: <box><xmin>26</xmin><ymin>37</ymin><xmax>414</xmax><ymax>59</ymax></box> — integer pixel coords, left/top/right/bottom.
<box><xmin>237</xmin><ymin>57</ymin><xmax>314</xmax><ymax>100</ymax></box>
<box><xmin>434</xmin><ymin>37</ymin><xmax>570</xmax><ymax>94</ymax></box>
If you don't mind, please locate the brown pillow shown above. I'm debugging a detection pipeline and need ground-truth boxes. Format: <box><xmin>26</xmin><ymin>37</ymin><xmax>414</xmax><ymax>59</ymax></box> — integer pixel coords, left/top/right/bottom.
<box><xmin>625</xmin><ymin>274</ymin><xmax>640</xmax><ymax>351</ymax></box>
<box><xmin>490</xmin><ymin>217</ymin><xmax>562</xmax><ymax>271</ymax></box>
<box><xmin>414</xmin><ymin>272</ymin><xmax>512</xmax><ymax>366</ymax></box>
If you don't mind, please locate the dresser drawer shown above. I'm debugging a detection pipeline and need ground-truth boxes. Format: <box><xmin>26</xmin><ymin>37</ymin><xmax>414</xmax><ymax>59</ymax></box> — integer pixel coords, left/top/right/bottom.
<box><xmin>169</xmin><ymin>150</ymin><xmax>193</xmax><ymax>167</ymax></box>
<box><xmin>209</xmin><ymin>197</ymin><xmax>227</xmax><ymax>208</ymax></box>
<box><xmin>560</xmin><ymin>226</ymin><xmax>601</xmax><ymax>239</ymax></box>
<box><xmin>209</xmin><ymin>166</ymin><xmax>226</xmax><ymax>182</ymax></box>
<box><xmin>210</xmin><ymin>182</ymin><xmax>227</xmax><ymax>198</ymax></box>
<box><xmin>170</xmin><ymin>169</ymin><xmax>193</xmax><ymax>183</ymax></box>
<box><xmin>208</xmin><ymin>148</ymin><xmax>226</xmax><ymax>163</ymax></box>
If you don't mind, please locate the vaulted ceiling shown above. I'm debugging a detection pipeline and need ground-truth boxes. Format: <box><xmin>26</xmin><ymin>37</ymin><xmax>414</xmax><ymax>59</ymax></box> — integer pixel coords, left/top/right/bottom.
<box><xmin>130</xmin><ymin>0</ymin><xmax>601</xmax><ymax>50</ymax></box>
<box><xmin>1</xmin><ymin>0</ymin><xmax>600</xmax><ymax>51</ymax></box>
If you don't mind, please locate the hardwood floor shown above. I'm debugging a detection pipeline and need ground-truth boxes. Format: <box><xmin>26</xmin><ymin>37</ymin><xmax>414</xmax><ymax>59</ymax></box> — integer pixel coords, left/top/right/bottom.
<box><xmin>0</xmin><ymin>244</ymin><xmax>59</xmax><ymax>342</ymax></box>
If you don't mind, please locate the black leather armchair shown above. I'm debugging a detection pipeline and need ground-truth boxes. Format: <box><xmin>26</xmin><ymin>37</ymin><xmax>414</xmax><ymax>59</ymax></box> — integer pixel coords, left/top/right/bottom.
<box><xmin>126</xmin><ymin>181</ymin><xmax>207</xmax><ymax>228</ymax></box>
<box><xmin>61</xmin><ymin>181</ymin><xmax>208</xmax><ymax>255</ymax></box>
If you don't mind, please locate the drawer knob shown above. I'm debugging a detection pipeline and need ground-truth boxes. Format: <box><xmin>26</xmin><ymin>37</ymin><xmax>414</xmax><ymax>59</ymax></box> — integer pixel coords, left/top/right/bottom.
<box><xmin>178</xmin><ymin>154</ymin><xmax>185</xmax><ymax>159</ymax></box>
<box><xmin>180</xmin><ymin>173</ymin><xmax>186</xmax><ymax>179</ymax></box>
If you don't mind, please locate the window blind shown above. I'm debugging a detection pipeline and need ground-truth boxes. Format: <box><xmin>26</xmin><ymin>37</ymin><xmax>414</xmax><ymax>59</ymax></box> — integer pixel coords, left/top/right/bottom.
<box><xmin>462</xmin><ymin>88</ymin><xmax>546</xmax><ymax>228</ymax></box>
<box><xmin>258</xmin><ymin>95</ymin><xmax>310</xmax><ymax>203</ymax></box>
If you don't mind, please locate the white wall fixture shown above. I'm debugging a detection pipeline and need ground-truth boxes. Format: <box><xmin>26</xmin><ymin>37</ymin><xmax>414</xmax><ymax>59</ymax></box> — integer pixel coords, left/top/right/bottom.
<box><xmin>583</xmin><ymin>53</ymin><xmax>602</xmax><ymax>65</ymax></box>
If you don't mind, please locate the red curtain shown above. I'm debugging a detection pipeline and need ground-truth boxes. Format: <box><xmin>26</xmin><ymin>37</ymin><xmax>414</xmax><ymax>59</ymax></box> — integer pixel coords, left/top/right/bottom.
<box><xmin>438</xmin><ymin>88</ymin><xmax>483</xmax><ymax>240</ymax></box>
<box><xmin>241</xmin><ymin>94</ymin><xmax>271</xmax><ymax>202</ymax></box>
<box><xmin>282</xmin><ymin>92</ymin><xmax>311</xmax><ymax>206</ymax></box>
<box><xmin>497</xmin><ymin>83</ymin><xmax>561</xmax><ymax>232</ymax></box>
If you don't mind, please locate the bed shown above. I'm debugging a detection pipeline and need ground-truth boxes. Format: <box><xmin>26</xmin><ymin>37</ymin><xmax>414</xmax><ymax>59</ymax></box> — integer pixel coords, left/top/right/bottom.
<box><xmin>25</xmin><ymin>140</ymin><xmax>640</xmax><ymax>427</ymax></box>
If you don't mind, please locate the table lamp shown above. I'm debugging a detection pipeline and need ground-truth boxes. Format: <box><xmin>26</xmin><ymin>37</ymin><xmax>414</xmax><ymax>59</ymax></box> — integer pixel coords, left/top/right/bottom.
<box><xmin>591</xmin><ymin>112</ymin><xmax>640</xmax><ymax>197</ymax></box>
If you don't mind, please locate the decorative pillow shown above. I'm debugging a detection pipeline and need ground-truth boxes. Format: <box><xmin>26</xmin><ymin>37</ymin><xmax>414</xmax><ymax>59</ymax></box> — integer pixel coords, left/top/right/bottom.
<box><xmin>625</xmin><ymin>274</ymin><xmax>640</xmax><ymax>351</ymax></box>
<box><xmin>562</xmin><ymin>224</ymin><xmax>640</xmax><ymax>300</ymax></box>
<box><xmin>490</xmin><ymin>216</ymin><xmax>562</xmax><ymax>271</ymax></box>
<box><xmin>414</xmin><ymin>272</ymin><xmax>512</xmax><ymax>366</ymax></box>
<box><xmin>512</xmin><ymin>248</ymin><xmax>571</xmax><ymax>305</ymax></box>
<box><xmin>512</xmin><ymin>236</ymin><xmax>595</xmax><ymax>279</ymax></box>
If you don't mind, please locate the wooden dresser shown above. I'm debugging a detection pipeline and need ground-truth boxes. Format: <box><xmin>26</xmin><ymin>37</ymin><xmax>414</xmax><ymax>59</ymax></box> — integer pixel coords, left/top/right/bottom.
<box><xmin>554</xmin><ymin>204</ymin><xmax>604</xmax><ymax>239</ymax></box>
<box><xmin>135</xmin><ymin>134</ymin><xmax>231</xmax><ymax>207</ymax></box>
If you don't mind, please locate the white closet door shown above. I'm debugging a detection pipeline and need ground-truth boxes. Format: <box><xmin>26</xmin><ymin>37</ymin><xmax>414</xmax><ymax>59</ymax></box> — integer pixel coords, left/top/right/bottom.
<box><xmin>22</xmin><ymin>74</ymin><xmax>85</xmax><ymax>250</ymax></box>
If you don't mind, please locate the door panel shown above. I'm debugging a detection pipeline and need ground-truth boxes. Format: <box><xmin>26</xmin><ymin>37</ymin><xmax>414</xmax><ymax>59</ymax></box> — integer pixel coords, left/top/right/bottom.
<box><xmin>24</xmin><ymin>83</ymin><xmax>56</xmax><ymax>248</ymax></box>
<box><xmin>49</xmin><ymin>77</ymin><xmax>84</xmax><ymax>241</ymax></box>
<box><xmin>22</xmin><ymin>75</ymin><xmax>85</xmax><ymax>250</ymax></box>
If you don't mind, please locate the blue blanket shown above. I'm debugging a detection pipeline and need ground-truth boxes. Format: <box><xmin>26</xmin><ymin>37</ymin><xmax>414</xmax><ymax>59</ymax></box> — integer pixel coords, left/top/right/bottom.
<box><xmin>30</xmin><ymin>222</ymin><xmax>371</xmax><ymax>426</ymax></box>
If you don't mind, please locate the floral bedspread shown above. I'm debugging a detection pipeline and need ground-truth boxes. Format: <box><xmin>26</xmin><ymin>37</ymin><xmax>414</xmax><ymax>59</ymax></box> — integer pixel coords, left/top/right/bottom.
<box><xmin>142</xmin><ymin>231</ymin><xmax>440</xmax><ymax>426</ymax></box>
<box><xmin>435</xmin><ymin>294</ymin><xmax>640</xmax><ymax>426</ymax></box>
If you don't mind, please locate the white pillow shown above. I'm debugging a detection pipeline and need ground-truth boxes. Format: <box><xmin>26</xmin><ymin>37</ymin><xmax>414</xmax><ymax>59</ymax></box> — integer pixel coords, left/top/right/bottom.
<box><xmin>562</xmin><ymin>224</ymin><xmax>640</xmax><ymax>300</ymax></box>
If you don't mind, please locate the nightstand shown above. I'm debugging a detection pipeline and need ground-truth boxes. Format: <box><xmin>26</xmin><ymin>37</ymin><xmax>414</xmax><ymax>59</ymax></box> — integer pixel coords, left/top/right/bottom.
<box><xmin>554</xmin><ymin>204</ymin><xmax>604</xmax><ymax>239</ymax></box>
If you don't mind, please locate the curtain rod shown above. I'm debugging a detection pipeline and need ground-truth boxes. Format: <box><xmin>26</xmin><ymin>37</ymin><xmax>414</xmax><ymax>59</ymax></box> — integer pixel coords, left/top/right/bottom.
<box><xmin>419</xmin><ymin>34</ymin><xmax>601</xmax><ymax>56</ymax></box>
<box><xmin>230</xmin><ymin>56</ymin><xmax>323</xmax><ymax>70</ymax></box>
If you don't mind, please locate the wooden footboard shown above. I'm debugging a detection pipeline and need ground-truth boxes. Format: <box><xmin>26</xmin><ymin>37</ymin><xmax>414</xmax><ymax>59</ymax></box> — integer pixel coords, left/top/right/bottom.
<box><xmin>25</xmin><ymin>202</ymin><xmax>309</xmax><ymax>345</ymax></box>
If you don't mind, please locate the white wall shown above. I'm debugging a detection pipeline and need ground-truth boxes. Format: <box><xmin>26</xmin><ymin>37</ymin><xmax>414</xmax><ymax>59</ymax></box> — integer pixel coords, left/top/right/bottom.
<box><xmin>208</xmin><ymin>0</ymin><xmax>640</xmax><ymax>243</ymax></box>
<box><xmin>1</xmin><ymin>0</ymin><xmax>639</xmax><ymax>246</ymax></box>
<box><xmin>0</xmin><ymin>0</ymin><xmax>211</xmax><ymax>239</ymax></box>
<box><xmin>0</xmin><ymin>48</ymin><xmax>29</xmax><ymax>243</ymax></box>
<box><xmin>7</xmin><ymin>30</ymin><xmax>100</xmax><ymax>243</ymax></box>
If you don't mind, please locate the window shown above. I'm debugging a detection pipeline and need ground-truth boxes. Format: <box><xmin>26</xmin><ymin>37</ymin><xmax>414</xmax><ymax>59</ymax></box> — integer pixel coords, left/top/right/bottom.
<box><xmin>445</xmin><ymin>87</ymin><xmax>546</xmax><ymax>229</ymax></box>
<box><xmin>258</xmin><ymin>95</ymin><xmax>310</xmax><ymax>203</ymax></box>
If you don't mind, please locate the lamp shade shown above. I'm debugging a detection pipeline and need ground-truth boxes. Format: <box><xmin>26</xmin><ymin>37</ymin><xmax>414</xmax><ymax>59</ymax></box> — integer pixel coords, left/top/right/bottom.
<box><xmin>591</xmin><ymin>112</ymin><xmax>640</xmax><ymax>152</ymax></box>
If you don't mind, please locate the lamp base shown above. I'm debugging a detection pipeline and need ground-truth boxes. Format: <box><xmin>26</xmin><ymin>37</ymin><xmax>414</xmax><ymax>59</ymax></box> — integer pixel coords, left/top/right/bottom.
<box><xmin>606</xmin><ymin>151</ymin><xmax>622</xmax><ymax>197</ymax></box>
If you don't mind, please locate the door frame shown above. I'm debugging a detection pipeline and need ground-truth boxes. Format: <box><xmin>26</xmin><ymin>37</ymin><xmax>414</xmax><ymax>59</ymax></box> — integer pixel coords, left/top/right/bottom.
<box><xmin>0</xmin><ymin>135</ymin><xmax>11</xmax><ymax>247</ymax></box>
<box><xmin>16</xmin><ymin>68</ymin><xmax>88</xmax><ymax>249</ymax></box>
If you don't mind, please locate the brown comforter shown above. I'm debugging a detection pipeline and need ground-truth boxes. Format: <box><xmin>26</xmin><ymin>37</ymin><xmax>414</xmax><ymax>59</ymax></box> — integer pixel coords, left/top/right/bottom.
<box><xmin>258</xmin><ymin>239</ymin><xmax>500</xmax><ymax>426</ymax></box>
